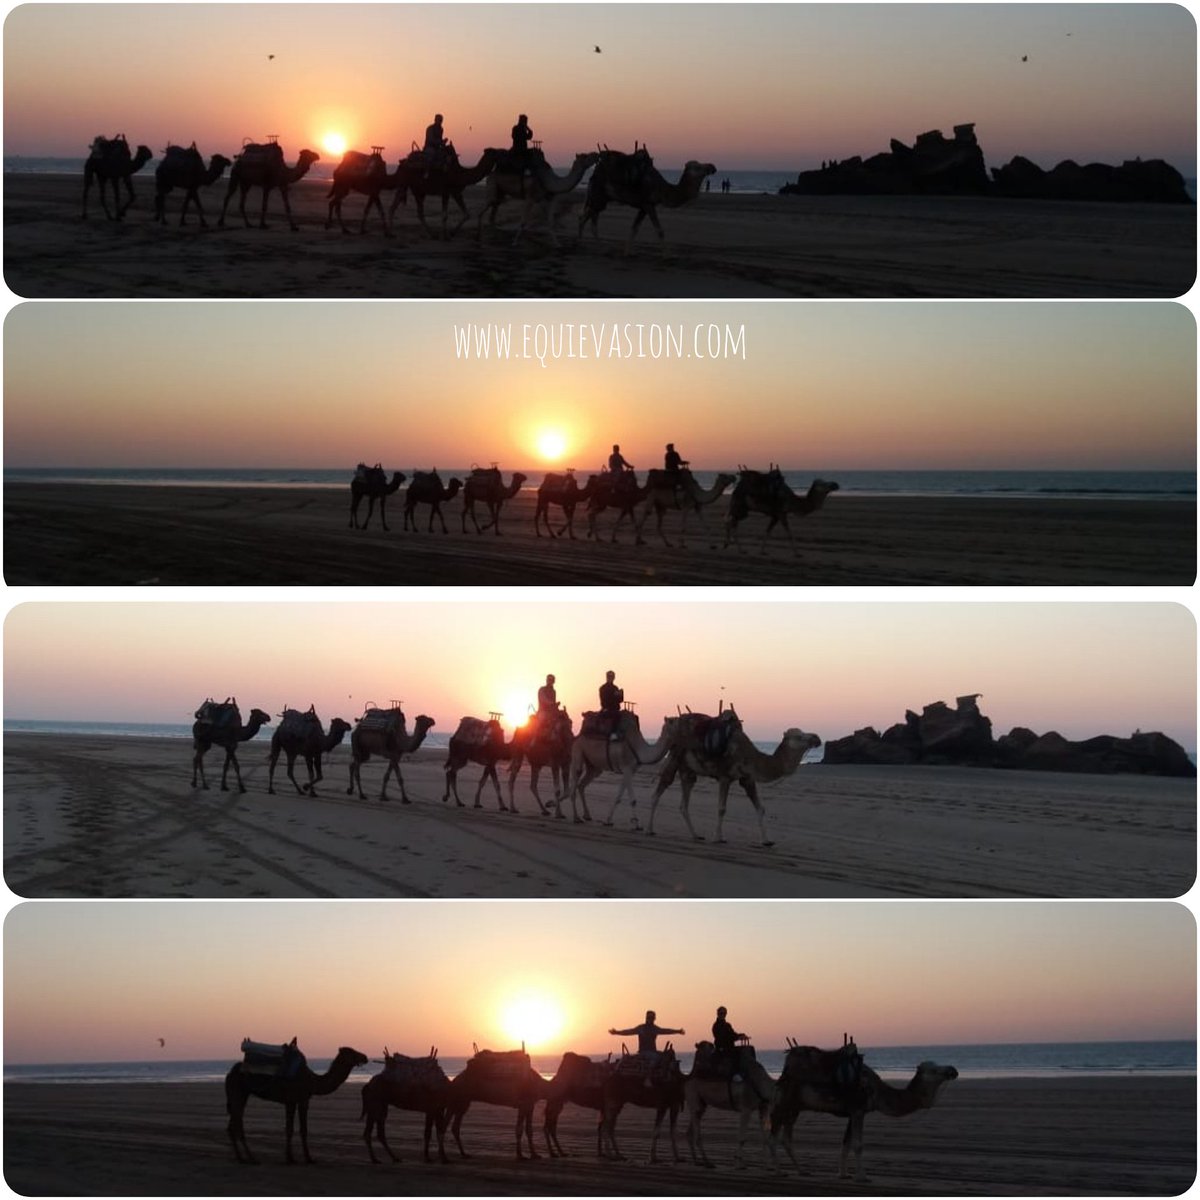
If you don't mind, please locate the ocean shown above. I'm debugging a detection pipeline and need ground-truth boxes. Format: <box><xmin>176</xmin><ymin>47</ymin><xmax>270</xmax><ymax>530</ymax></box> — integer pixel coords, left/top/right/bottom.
<box><xmin>5</xmin><ymin>1041</ymin><xmax>1194</xmax><ymax>1085</ymax></box>
<box><xmin>5</xmin><ymin>467</ymin><xmax>1194</xmax><ymax>502</ymax></box>
<box><xmin>7</xmin><ymin>158</ymin><xmax>1198</xmax><ymax>201</ymax></box>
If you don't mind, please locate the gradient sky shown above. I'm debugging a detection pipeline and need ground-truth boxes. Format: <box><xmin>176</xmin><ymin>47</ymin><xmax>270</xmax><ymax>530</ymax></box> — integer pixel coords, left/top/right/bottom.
<box><xmin>4</xmin><ymin>5</ymin><xmax>1196</xmax><ymax>173</ymax></box>
<box><xmin>4</xmin><ymin>302</ymin><xmax>1195</xmax><ymax>471</ymax></box>
<box><xmin>4</xmin><ymin>900</ymin><xmax>1194</xmax><ymax>1063</ymax></box>
<box><xmin>4</xmin><ymin>602</ymin><xmax>1195</xmax><ymax>747</ymax></box>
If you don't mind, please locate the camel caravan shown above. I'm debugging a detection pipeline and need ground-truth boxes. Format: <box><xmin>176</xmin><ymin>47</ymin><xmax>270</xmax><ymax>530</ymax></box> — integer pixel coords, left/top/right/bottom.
<box><xmin>82</xmin><ymin>126</ymin><xmax>716</xmax><ymax>248</ymax></box>
<box><xmin>350</xmin><ymin>461</ymin><xmax>841</xmax><ymax>554</ymax></box>
<box><xmin>191</xmin><ymin>694</ymin><xmax>821</xmax><ymax>848</ymax></box>
<box><xmin>226</xmin><ymin>1032</ymin><xmax>957</xmax><ymax>1177</ymax></box>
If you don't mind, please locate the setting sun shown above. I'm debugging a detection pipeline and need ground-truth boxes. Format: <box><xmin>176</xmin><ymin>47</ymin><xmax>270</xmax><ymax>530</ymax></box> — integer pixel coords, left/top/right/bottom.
<box><xmin>536</xmin><ymin>429</ymin><xmax>568</xmax><ymax>462</ymax></box>
<box><xmin>322</xmin><ymin>132</ymin><xmax>347</xmax><ymax>157</ymax></box>
<box><xmin>498</xmin><ymin>990</ymin><xmax>566</xmax><ymax>1051</ymax></box>
<box><xmin>501</xmin><ymin>695</ymin><xmax>533</xmax><ymax>729</ymax></box>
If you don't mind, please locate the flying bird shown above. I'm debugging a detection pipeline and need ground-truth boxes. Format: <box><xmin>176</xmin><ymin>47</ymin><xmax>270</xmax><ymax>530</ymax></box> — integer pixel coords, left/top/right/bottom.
<box><xmin>594</xmin><ymin>45</ymin><xmax>601</xmax><ymax>53</ymax></box>
<box><xmin>268</xmin><ymin>54</ymin><xmax>275</xmax><ymax>60</ymax></box>
<box><xmin>157</xmin><ymin>1038</ymin><xmax>166</xmax><ymax>1048</ymax></box>
<box><xmin>1021</xmin><ymin>54</ymin><xmax>1028</xmax><ymax>62</ymax></box>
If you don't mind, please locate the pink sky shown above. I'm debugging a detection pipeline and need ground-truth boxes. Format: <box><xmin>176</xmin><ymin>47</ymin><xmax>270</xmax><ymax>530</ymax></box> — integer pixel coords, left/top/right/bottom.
<box><xmin>4</xmin><ymin>5</ymin><xmax>1196</xmax><ymax>173</ymax></box>
<box><xmin>5</xmin><ymin>901</ymin><xmax>1195</xmax><ymax>1062</ymax></box>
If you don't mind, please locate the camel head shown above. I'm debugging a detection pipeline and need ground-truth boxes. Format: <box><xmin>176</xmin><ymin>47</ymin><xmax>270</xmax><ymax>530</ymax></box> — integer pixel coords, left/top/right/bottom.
<box><xmin>298</xmin><ymin>149</ymin><xmax>321</xmax><ymax>169</ymax></box>
<box><xmin>782</xmin><ymin>728</ymin><xmax>821</xmax><ymax>756</ymax></box>
<box><xmin>414</xmin><ymin>714</ymin><xmax>437</xmax><ymax>735</ymax></box>
<box><xmin>683</xmin><ymin>160</ymin><xmax>717</xmax><ymax>189</ymax></box>
<box><xmin>335</xmin><ymin>1046</ymin><xmax>371</xmax><ymax>1071</ymax></box>
<box><xmin>909</xmin><ymin>1061</ymin><xmax>958</xmax><ymax>1106</ymax></box>
<box><xmin>809</xmin><ymin>479</ymin><xmax>840</xmax><ymax>502</ymax></box>
<box><xmin>247</xmin><ymin>708</ymin><xmax>273</xmax><ymax>727</ymax></box>
<box><xmin>330</xmin><ymin>718</ymin><xmax>354</xmax><ymax>738</ymax></box>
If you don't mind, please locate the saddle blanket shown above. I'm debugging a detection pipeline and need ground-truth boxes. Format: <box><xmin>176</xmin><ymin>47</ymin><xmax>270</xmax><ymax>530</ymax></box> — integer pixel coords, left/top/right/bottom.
<box><xmin>468</xmin><ymin>1048</ymin><xmax>531</xmax><ymax>1082</ymax></box>
<box><xmin>380</xmin><ymin>1052</ymin><xmax>445</xmax><ymax>1087</ymax></box>
<box><xmin>238</xmin><ymin>142</ymin><xmax>285</xmax><ymax>165</ymax></box>
<box><xmin>240</xmin><ymin>1037</ymin><xmax>306</xmax><ymax>1077</ymax></box>
<box><xmin>453</xmin><ymin>717</ymin><xmax>504</xmax><ymax>748</ymax></box>
<box><xmin>279</xmin><ymin>708</ymin><xmax>320</xmax><ymax>739</ymax></box>
<box><xmin>354</xmin><ymin>463</ymin><xmax>387</xmax><ymax>486</ymax></box>
<box><xmin>195</xmin><ymin>699</ymin><xmax>239</xmax><ymax>730</ymax></box>
<box><xmin>358</xmin><ymin>706</ymin><xmax>405</xmax><ymax>734</ymax></box>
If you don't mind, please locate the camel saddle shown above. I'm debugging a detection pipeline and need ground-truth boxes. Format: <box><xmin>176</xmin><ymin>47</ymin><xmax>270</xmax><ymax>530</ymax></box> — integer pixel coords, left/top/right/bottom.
<box><xmin>469</xmin><ymin>466</ymin><xmax>502</xmax><ymax>485</ymax></box>
<box><xmin>453</xmin><ymin>716</ymin><xmax>505</xmax><ymax>749</ymax></box>
<box><xmin>615</xmin><ymin>1048</ymin><xmax>676</xmax><ymax>1086</ymax></box>
<box><xmin>240</xmin><ymin>1036</ymin><xmax>306</xmax><ymax>1079</ymax></box>
<box><xmin>783</xmin><ymin>1042</ymin><xmax>865</xmax><ymax>1093</ymax></box>
<box><xmin>338</xmin><ymin>151</ymin><xmax>386</xmax><ymax>180</ymax></box>
<box><xmin>238</xmin><ymin>141</ymin><xmax>285</xmax><ymax>167</ymax></box>
<box><xmin>354</xmin><ymin>462</ymin><xmax>387</xmax><ymax>488</ymax></box>
<box><xmin>697</xmin><ymin>710</ymin><xmax>742</xmax><ymax>759</ymax></box>
<box><xmin>279</xmin><ymin>707</ymin><xmax>321</xmax><ymax>739</ymax></box>
<box><xmin>380</xmin><ymin>1050</ymin><xmax>444</xmax><ymax>1088</ymax></box>
<box><xmin>467</xmin><ymin>1047</ymin><xmax>531</xmax><ymax>1083</ymax></box>
<box><xmin>89</xmin><ymin>134</ymin><xmax>129</xmax><ymax>158</ymax></box>
<box><xmin>581</xmin><ymin>709</ymin><xmax>635</xmax><ymax>740</ymax></box>
<box><xmin>161</xmin><ymin>143</ymin><xmax>203</xmax><ymax>167</ymax></box>
<box><xmin>195</xmin><ymin>698</ymin><xmax>239</xmax><ymax>730</ymax></box>
<box><xmin>358</xmin><ymin>706</ymin><xmax>406</xmax><ymax>735</ymax></box>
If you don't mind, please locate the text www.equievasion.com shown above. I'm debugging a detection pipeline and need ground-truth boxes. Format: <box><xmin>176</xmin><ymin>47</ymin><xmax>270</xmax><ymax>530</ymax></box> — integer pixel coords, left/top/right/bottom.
<box><xmin>453</xmin><ymin>322</ymin><xmax>747</xmax><ymax>367</ymax></box>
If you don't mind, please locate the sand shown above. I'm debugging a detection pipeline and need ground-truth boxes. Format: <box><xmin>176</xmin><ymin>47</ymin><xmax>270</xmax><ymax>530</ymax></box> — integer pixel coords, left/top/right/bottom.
<box><xmin>3</xmin><ymin>1076</ymin><xmax>1194</xmax><ymax>1195</ymax></box>
<box><xmin>3</xmin><ymin>484</ymin><xmax>1194</xmax><ymax>586</ymax></box>
<box><xmin>5</xmin><ymin>173</ymin><xmax>1196</xmax><ymax>297</ymax></box>
<box><xmin>4</xmin><ymin>734</ymin><xmax>1193</xmax><ymax>899</ymax></box>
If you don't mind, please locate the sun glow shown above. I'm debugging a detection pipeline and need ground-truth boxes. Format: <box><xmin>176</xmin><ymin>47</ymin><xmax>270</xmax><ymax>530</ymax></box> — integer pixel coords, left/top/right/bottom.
<box><xmin>501</xmin><ymin>695</ymin><xmax>533</xmax><ymax>729</ymax></box>
<box><xmin>322</xmin><ymin>132</ymin><xmax>347</xmax><ymax>157</ymax></box>
<box><xmin>498</xmin><ymin>990</ymin><xmax>566</xmax><ymax>1051</ymax></box>
<box><xmin>536</xmin><ymin>429</ymin><xmax>568</xmax><ymax>462</ymax></box>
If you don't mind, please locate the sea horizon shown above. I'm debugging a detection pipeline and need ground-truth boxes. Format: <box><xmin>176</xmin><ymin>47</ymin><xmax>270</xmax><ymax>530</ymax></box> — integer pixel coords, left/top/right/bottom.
<box><xmin>5</xmin><ymin>1039</ymin><xmax>1194</xmax><ymax>1085</ymax></box>
<box><xmin>5</xmin><ymin>466</ymin><xmax>1194</xmax><ymax>502</ymax></box>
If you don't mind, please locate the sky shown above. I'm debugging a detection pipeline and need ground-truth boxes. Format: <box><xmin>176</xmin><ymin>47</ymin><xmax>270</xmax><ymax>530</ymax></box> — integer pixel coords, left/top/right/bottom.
<box><xmin>4</xmin><ymin>302</ymin><xmax>1195</xmax><ymax>472</ymax></box>
<box><xmin>4</xmin><ymin>601</ymin><xmax>1195</xmax><ymax>747</ymax></box>
<box><xmin>4</xmin><ymin>900</ymin><xmax>1194</xmax><ymax>1063</ymax></box>
<box><xmin>3</xmin><ymin>5</ymin><xmax>1196</xmax><ymax>174</ymax></box>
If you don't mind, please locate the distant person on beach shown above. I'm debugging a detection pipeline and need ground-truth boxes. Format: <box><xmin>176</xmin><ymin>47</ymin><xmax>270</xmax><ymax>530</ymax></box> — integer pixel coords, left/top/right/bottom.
<box><xmin>608</xmin><ymin>1010</ymin><xmax>685</xmax><ymax>1057</ymax></box>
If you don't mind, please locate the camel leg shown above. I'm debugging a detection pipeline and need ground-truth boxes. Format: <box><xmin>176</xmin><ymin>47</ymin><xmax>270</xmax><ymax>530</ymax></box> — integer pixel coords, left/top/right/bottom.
<box><xmin>714</xmin><ymin>778</ymin><xmax>735</xmax><ymax>843</ymax></box>
<box><xmin>678</xmin><ymin>771</ymin><xmax>704</xmax><ymax>841</ymax></box>
<box><xmin>646</xmin><ymin>757</ymin><xmax>678</xmax><ymax>835</ymax></box>
<box><xmin>741</xmin><ymin>778</ymin><xmax>773</xmax><ymax>847</ymax></box>
<box><xmin>450</xmin><ymin>1106</ymin><xmax>470</xmax><ymax>1158</ymax></box>
<box><xmin>526</xmin><ymin>764</ymin><xmax>547</xmax><ymax>815</ymax></box>
<box><xmin>221</xmin><ymin>747</ymin><xmax>246</xmax><ymax>793</ymax></box>
<box><xmin>375</xmin><ymin>1110</ymin><xmax>402</xmax><ymax>1163</ymax></box>
<box><xmin>279</xmin><ymin>186</ymin><xmax>301</xmax><ymax>232</ymax></box>
<box><xmin>193</xmin><ymin>746</ymin><xmax>210</xmax><ymax>789</ymax></box>
<box><xmin>687</xmin><ymin>1103</ymin><xmax>713</xmax><ymax>1168</ymax></box>
<box><xmin>386</xmin><ymin>759</ymin><xmax>412</xmax><ymax>804</ymax></box>
<box><xmin>604</xmin><ymin>1105</ymin><xmax>627</xmax><ymax>1161</ymax></box>
<box><xmin>443</xmin><ymin>764</ymin><xmax>464</xmax><ymax>807</ymax></box>
<box><xmin>285</xmin><ymin>752</ymin><xmax>307</xmax><ymax>796</ymax></box>
<box><xmin>348</xmin><ymin>758</ymin><xmax>368</xmax><ymax>800</ymax></box>
<box><xmin>267</xmin><ymin>748</ymin><xmax>279</xmax><ymax>794</ymax></box>
<box><xmin>298</xmin><ymin>1099</ymin><xmax>314</xmax><ymax>1164</ymax></box>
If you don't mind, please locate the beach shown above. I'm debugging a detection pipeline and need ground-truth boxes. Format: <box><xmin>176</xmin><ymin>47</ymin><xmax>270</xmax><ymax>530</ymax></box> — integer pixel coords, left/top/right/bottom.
<box><xmin>3</xmin><ymin>1076</ymin><xmax>1194</xmax><ymax>1195</ymax></box>
<box><xmin>4</xmin><ymin>734</ymin><xmax>1193</xmax><ymax>899</ymax></box>
<box><xmin>5</xmin><ymin>173</ymin><xmax>1195</xmax><ymax>298</ymax></box>
<box><xmin>3</xmin><ymin>484</ymin><xmax>1194</xmax><ymax>586</ymax></box>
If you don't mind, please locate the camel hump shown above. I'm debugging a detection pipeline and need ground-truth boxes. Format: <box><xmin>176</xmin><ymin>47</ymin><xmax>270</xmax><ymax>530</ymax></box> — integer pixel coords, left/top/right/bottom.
<box><xmin>782</xmin><ymin>1043</ymin><xmax>865</xmax><ymax>1090</ymax></box>
<box><xmin>161</xmin><ymin>143</ymin><xmax>202</xmax><ymax>164</ymax></box>
<box><xmin>358</xmin><ymin>705</ymin><xmax>406</xmax><ymax>735</ymax></box>
<box><xmin>239</xmin><ymin>141</ymin><xmax>285</xmax><ymax>165</ymax></box>
<box><xmin>354</xmin><ymin>462</ymin><xmax>387</xmax><ymax>486</ymax></box>
<box><xmin>279</xmin><ymin>708</ymin><xmax>321</xmax><ymax>737</ymax></box>
<box><xmin>381</xmin><ymin>1051</ymin><xmax>445</xmax><ymax>1087</ymax></box>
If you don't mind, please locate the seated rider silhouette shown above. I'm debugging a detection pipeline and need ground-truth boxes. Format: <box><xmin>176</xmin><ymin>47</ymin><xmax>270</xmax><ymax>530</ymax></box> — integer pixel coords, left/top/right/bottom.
<box><xmin>599</xmin><ymin>670</ymin><xmax>623</xmax><ymax>740</ymax></box>
<box><xmin>536</xmin><ymin>673</ymin><xmax>558</xmax><ymax>732</ymax></box>
<box><xmin>423</xmin><ymin>114</ymin><xmax>451</xmax><ymax>169</ymax></box>
<box><xmin>511</xmin><ymin>113</ymin><xmax>533</xmax><ymax>172</ymax></box>
<box><xmin>608</xmin><ymin>444</ymin><xmax>635</xmax><ymax>495</ymax></box>
<box><xmin>664</xmin><ymin>443</ymin><xmax>689</xmax><ymax>474</ymax></box>
<box><xmin>711</xmin><ymin>1006</ymin><xmax>749</xmax><ymax>1080</ymax></box>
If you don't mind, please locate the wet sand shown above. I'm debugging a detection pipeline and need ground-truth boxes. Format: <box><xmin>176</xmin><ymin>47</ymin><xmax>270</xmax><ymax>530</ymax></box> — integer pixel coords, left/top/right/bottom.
<box><xmin>3</xmin><ymin>484</ymin><xmax>1194</xmax><ymax>586</ymax></box>
<box><xmin>5</xmin><ymin>173</ymin><xmax>1195</xmax><ymax>298</ymax></box>
<box><xmin>4</xmin><ymin>735</ymin><xmax>1193</xmax><ymax>899</ymax></box>
<box><xmin>3</xmin><ymin>1077</ymin><xmax>1194</xmax><ymax>1195</ymax></box>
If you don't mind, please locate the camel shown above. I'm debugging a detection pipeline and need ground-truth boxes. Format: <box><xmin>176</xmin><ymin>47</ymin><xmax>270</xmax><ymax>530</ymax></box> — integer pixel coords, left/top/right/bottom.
<box><xmin>635</xmin><ymin>470</ymin><xmax>737</xmax><ymax>548</ymax></box>
<box><xmin>556</xmin><ymin>712</ymin><xmax>681</xmax><ymax>828</ymax></box>
<box><xmin>226</xmin><ymin>1041</ymin><xmax>368</xmax><ymax>1164</ymax></box>
<box><xmin>153</xmin><ymin>144</ymin><xmax>232</xmax><ymax>226</ymax></box>
<box><xmin>534</xmin><ymin>472</ymin><xmax>601</xmax><ymax>539</ymax></box>
<box><xmin>506</xmin><ymin>709</ymin><xmax>575</xmax><ymax>815</ymax></box>
<box><xmin>325</xmin><ymin>149</ymin><xmax>408</xmax><ymax>235</ymax></box>
<box><xmin>542</xmin><ymin>1052</ymin><xmax>616</xmax><ymax>1158</ymax></box>
<box><xmin>349</xmin><ymin>463</ymin><xmax>406</xmax><ymax>530</ymax></box>
<box><xmin>461</xmin><ymin>467</ymin><xmax>528</xmax><ymax>535</ymax></box>
<box><xmin>361</xmin><ymin>1048</ymin><xmax>451</xmax><ymax>1164</ymax></box>
<box><xmin>442</xmin><ymin>716</ymin><xmax>520</xmax><ymax>810</ymax></box>
<box><xmin>579</xmin><ymin>149</ymin><xmax>716</xmax><ymax>250</ymax></box>
<box><xmin>769</xmin><ymin>1042</ymin><xmax>958</xmax><ymax>1181</ymax></box>
<box><xmin>219</xmin><ymin>141</ymin><xmax>320</xmax><ymax>231</ymax></box>
<box><xmin>685</xmin><ymin>1043</ymin><xmax>777</xmax><ymax>1170</ymax></box>
<box><xmin>724</xmin><ymin>471</ymin><xmax>840</xmax><ymax>555</ymax></box>
<box><xmin>585</xmin><ymin>471</ymin><xmax>651</xmax><ymax>543</ymax></box>
<box><xmin>648</xmin><ymin>713</ymin><xmax>821</xmax><ymax>846</ymax></box>
<box><xmin>476</xmin><ymin>150</ymin><xmax>600</xmax><ymax>245</ymax></box>
<box><xmin>602</xmin><ymin>1050</ymin><xmax>685</xmax><ymax>1164</ymax></box>
<box><xmin>403</xmin><ymin>470</ymin><xmax>463</xmax><ymax>532</ymax></box>
<box><xmin>82</xmin><ymin>134</ymin><xmax>153</xmax><ymax>220</ymax></box>
<box><xmin>191</xmin><ymin>699</ymin><xmax>271</xmax><ymax>792</ymax></box>
<box><xmin>445</xmin><ymin>1048</ymin><xmax>548</xmax><ymax>1161</ymax></box>
<box><xmin>387</xmin><ymin>147</ymin><xmax>502</xmax><ymax>239</ymax></box>
<box><xmin>267</xmin><ymin>708</ymin><xmax>352</xmax><ymax>796</ymax></box>
<box><xmin>347</xmin><ymin>710</ymin><xmax>436</xmax><ymax>802</ymax></box>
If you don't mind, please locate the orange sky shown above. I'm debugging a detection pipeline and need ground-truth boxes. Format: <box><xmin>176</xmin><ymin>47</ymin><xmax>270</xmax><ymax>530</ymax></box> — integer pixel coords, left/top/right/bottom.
<box><xmin>4</xmin><ymin>303</ymin><xmax>1195</xmax><ymax>471</ymax></box>
<box><xmin>4</xmin><ymin>5</ymin><xmax>1196</xmax><ymax>173</ymax></box>
<box><xmin>4</xmin><ymin>602</ymin><xmax>1195</xmax><ymax>747</ymax></box>
<box><xmin>5</xmin><ymin>901</ymin><xmax>1195</xmax><ymax>1062</ymax></box>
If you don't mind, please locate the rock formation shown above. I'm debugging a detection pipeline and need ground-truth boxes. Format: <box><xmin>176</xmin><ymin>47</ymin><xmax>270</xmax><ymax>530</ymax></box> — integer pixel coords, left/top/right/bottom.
<box><xmin>822</xmin><ymin>694</ymin><xmax>1194</xmax><ymax>777</ymax></box>
<box><xmin>781</xmin><ymin>124</ymin><xmax>1192</xmax><ymax>203</ymax></box>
